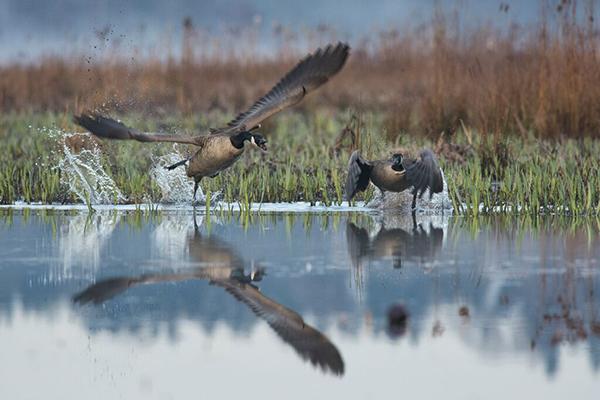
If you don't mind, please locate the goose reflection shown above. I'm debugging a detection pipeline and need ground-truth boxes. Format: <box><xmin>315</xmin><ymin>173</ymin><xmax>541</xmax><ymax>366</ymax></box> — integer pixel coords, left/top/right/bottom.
<box><xmin>73</xmin><ymin>216</ymin><xmax>344</xmax><ymax>376</ymax></box>
<box><xmin>346</xmin><ymin>214</ymin><xmax>444</xmax><ymax>270</ymax></box>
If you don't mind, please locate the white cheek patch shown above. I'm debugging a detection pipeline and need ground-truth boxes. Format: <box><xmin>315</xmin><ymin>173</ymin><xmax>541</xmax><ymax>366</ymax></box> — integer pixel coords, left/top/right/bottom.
<box><xmin>250</xmin><ymin>136</ymin><xmax>256</xmax><ymax>145</ymax></box>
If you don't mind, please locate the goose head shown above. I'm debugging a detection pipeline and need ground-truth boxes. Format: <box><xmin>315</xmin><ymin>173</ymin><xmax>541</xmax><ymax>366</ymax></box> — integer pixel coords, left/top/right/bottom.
<box><xmin>250</xmin><ymin>133</ymin><xmax>268</xmax><ymax>152</ymax></box>
<box><xmin>391</xmin><ymin>153</ymin><xmax>404</xmax><ymax>172</ymax></box>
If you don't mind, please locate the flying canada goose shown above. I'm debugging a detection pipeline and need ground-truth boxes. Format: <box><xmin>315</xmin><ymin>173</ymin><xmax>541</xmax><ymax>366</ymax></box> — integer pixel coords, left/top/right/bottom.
<box><xmin>73</xmin><ymin>42</ymin><xmax>350</xmax><ymax>202</ymax></box>
<box><xmin>345</xmin><ymin>148</ymin><xmax>444</xmax><ymax>210</ymax></box>
<box><xmin>73</xmin><ymin>218</ymin><xmax>344</xmax><ymax>376</ymax></box>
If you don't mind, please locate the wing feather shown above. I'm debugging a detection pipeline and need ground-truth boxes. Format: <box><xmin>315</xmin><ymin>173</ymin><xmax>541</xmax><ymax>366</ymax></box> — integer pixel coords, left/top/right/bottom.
<box><xmin>73</xmin><ymin>113</ymin><xmax>204</xmax><ymax>145</ymax></box>
<box><xmin>213</xmin><ymin>279</ymin><xmax>345</xmax><ymax>375</ymax></box>
<box><xmin>72</xmin><ymin>270</ymin><xmax>218</xmax><ymax>305</ymax></box>
<box><xmin>213</xmin><ymin>42</ymin><xmax>350</xmax><ymax>135</ymax></box>
<box><xmin>345</xmin><ymin>150</ymin><xmax>372</xmax><ymax>200</ymax></box>
<box><xmin>405</xmin><ymin>149</ymin><xmax>444</xmax><ymax>198</ymax></box>
<box><xmin>346</xmin><ymin>222</ymin><xmax>370</xmax><ymax>271</ymax></box>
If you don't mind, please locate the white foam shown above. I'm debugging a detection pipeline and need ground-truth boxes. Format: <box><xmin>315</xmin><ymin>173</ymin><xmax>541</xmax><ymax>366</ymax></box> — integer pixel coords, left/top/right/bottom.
<box><xmin>54</xmin><ymin>132</ymin><xmax>126</xmax><ymax>205</ymax></box>
<box><xmin>0</xmin><ymin>201</ymin><xmax>368</xmax><ymax>213</ymax></box>
<box><xmin>367</xmin><ymin>169</ymin><xmax>453</xmax><ymax>214</ymax></box>
<box><xmin>149</xmin><ymin>152</ymin><xmax>198</xmax><ymax>203</ymax></box>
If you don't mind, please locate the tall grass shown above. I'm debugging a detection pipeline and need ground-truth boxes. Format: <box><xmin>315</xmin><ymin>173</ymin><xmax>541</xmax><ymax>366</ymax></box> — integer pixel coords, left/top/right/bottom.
<box><xmin>1</xmin><ymin>2</ymin><xmax>599</xmax><ymax>214</ymax></box>
<box><xmin>1</xmin><ymin>111</ymin><xmax>599</xmax><ymax>215</ymax></box>
<box><xmin>1</xmin><ymin>2</ymin><xmax>600</xmax><ymax>138</ymax></box>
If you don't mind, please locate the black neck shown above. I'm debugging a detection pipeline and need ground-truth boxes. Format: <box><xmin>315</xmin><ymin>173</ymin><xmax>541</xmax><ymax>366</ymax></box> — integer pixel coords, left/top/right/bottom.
<box><xmin>230</xmin><ymin>131</ymin><xmax>251</xmax><ymax>149</ymax></box>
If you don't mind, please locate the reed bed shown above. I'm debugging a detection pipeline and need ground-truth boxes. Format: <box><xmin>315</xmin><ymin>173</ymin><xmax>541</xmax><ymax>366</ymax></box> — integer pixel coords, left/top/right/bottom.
<box><xmin>1</xmin><ymin>111</ymin><xmax>599</xmax><ymax>215</ymax></box>
<box><xmin>1</xmin><ymin>2</ymin><xmax>600</xmax><ymax>138</ymax></box>
<box><xmin>1</xmin><ymin>2</ymin><xmax>599</xmax><ymax>214</ymax></box>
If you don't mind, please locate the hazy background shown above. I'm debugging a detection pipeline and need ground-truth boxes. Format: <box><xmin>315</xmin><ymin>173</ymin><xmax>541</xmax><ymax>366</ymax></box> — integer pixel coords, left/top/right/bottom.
<box><xmin>0</xmin><ymin>0</ymin><xmax>542</xmax><ymax>62</ymax></box>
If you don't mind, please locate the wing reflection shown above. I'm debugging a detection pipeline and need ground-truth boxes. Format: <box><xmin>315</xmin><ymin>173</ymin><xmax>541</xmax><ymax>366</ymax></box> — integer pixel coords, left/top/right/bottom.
<box><xmin>346</xmin><ymin>214</ymin><xmax>444</xmax><ymax>271</ymax></box>
<box><xmin>73</xmin><ymin>216</ymin><xmax>344</xmax><ymax>376</ymax></box>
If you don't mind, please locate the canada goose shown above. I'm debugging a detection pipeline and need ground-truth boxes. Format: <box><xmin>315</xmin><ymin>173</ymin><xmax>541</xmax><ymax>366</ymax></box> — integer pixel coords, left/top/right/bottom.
<box><xmin>346</xmin><ymin>217</ymin><xmax>443</xmax><ymax>270</ymax></box>
<box><xmin>345</xmin><ymin>148</ymin><xmax>444</xmax><ymax>210</ymax></box>
<box><xmin>73</xmin><ymin>42</ymin><xmax>350</xmax><ymax>202</ymax></box>
<box><xmin>73</xmin><ymin>218</ymin><xmax>344</xmax><ymax>376</ymax></box>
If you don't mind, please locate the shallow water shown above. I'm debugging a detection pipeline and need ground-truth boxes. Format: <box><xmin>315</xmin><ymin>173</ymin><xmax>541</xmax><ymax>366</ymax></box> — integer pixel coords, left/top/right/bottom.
<box><xmin>1</xmin><ymin>210</ymin><xmax>599</xmax><ymax>399</ymax></box>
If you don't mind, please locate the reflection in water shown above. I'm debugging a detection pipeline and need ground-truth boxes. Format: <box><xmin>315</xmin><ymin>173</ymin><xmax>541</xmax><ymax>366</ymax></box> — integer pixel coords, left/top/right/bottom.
<box><xmin>347</xmin><ymin>214</ymin><xmax>444</xmax><ymax>270</ymax></box>
<box><xmin>57</xmin><ymin>213</ymin><xmax>120</xmax><ymax>280</ymax></box>
<box><xmin>346</xmin><ymin>213</ymin><xmax>445</xmax><ymax>296</ymax></box>
<box><xmin>151</xmin><ymin>214</ymin><xmax>194</xmax><ymax>261</ymax></box>
<box><xmin>386</xmin><ymin>303</ymin><xmax>409</xmax><ymax>338</ymax></box>
<box><xmin>73</xmin><ymin>215</ymin><xmax>344</xmax><ymax>376</ymax></box>
<box><xmin>1</xmin><ymin>211</ymin><xmax>600</xmax><ymax>398</ymax></box>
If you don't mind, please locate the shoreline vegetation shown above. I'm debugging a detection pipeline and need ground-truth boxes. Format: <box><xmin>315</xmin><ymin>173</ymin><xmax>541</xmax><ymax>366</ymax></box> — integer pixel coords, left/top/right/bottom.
<box><xmin>1</xmin><ymin>2</ymin><xmax>599</xmax><ymax>214</ymax></box>
<box><xmin>1</xmin><ymin>111</ymin><xmax>599</xmax><ymax>215</ymax></box>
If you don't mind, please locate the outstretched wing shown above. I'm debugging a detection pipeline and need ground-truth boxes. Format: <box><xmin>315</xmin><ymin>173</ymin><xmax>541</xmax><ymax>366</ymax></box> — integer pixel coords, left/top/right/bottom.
<box><xmin>213</xmin><ymin>279</ymin><xmax>345</xmax><ymax>375</ymax></box>
<box><xmin>73</xmin><ymin>268</ymin><xmax>344</xmax><ymax>375</ymax></box>
<box><xmin>74</xmin><ymin>113</ymin><xmax>204</xmax><ymax>145</ymax></box>
<box><xmin>345</xmin><ymin>150</ymin><xmax>372</xmax><ymax>200</ymax></box>
<box><xmin>73</xmin><ymin>277</ymin><xmax>139</xmax><ymax>305</ymax></box>
<box><xmin>404</xmin><ymin>149</ymin><xmax>444</xmax><ymax>198</ymax></box>
<box><xmin>213</xmin><ymin>42</ymin><xmax>350</xmax><ymax>135</ymax></box>
<box><xmin>345</xmin><ymin>222</ymin><xmax>371</xmax><ymax>271</ymax></box>
<box><xmin>72</xmin><ymin>270</ymin><xmax>217</xmax><ymax>305</ymax></box>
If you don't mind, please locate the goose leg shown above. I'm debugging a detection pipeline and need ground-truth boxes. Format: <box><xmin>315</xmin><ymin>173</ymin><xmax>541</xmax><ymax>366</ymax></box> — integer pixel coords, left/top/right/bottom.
<box><xmin>193</xmin><ymin>177</ymin><xmax>202</xmax><ymax>205</ymax></box>
<box><xmin>165</xmin><ymin>157</ymin><xmax>190</xmax><ymax>171</ymax></box>
<box><xmin>192</xmin><ymin>208</ymin><xmax>200</xmax><ymax>234</ymax></box>
<box><xmin>411</xmin><ymin>192</ymin><xmax>418</xmax><ymax>211</ymax></box>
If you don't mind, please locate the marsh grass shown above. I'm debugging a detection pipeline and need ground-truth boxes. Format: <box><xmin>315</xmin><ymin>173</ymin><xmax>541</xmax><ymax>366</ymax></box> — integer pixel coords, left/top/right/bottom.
<box><xmin>1</xmin><ymin>111</ymin><xmax>599</xmax><ymax>215</ymax></box>
<box><xmin>1</xmin><ymin>3</ymin><xmax>599</xmax><ymax>215</ymax></box>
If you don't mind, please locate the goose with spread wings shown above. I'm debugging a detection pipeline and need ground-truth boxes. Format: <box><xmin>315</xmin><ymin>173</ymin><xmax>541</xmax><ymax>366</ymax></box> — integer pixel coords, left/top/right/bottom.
<box><xmin>72</xmin><ymin>224</ymin><xmax>344</xmax><ymax>376</ymax></box>
<box><xmin>345</xmin><ymin>148</ymin><xmax>444</xmax><ymax>210</ymax></box>
<box><xmin>73</xmin><ymin>42</ymin><xmax>350</xmax><ymax>201</ymax></box>
<box><xmin>346</xmin><ymin>218</ymin><xmax>444</xmax><ymax>271</ymax></box>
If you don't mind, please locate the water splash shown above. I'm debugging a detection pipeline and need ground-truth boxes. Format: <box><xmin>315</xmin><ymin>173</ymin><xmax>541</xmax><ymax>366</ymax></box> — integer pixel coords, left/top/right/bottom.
<box><xmin>150</xmin><ymin>152</ymin><xmax>223</xmax><ymax>204</ymax></box>
<box><xmin>150</xmin><ymin>152</ymin><xmax>198</xmax><ymax>203</ymax></box>
<box><xmin>367</xmin><ymin>169</ymin><xmax>453</xmax><ymax>214</ymax></box>
<box><xmin>54</xmin><ymin>132</ymin><xmax>126</xmax><ymax>204</ymax></box>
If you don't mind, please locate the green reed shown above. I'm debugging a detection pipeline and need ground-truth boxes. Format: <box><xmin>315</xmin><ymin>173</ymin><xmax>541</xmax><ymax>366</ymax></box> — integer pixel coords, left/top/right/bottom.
<box><xmin>1</xmin><ymin>111</ymin><xmax>599</xmax><ymax>215</ymax></box>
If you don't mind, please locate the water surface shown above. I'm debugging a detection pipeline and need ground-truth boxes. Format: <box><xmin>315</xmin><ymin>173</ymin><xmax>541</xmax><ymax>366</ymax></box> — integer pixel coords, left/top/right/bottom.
<box><xmin>1</xmin><ymin>210</ymin><xmax>599</xmax><ymax>399</ymax></box>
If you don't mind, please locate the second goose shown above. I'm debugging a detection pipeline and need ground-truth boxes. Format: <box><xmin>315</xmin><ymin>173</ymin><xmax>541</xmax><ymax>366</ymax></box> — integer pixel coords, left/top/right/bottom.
<box><xmin>345</xmin><ymin>148</ymin><xmax>444</xmax><ymax>210</ymax></box>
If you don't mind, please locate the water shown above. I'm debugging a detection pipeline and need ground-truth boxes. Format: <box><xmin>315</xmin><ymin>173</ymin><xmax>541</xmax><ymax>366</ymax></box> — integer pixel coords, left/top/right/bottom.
<box><xmin>149</xmin><ymin>152</ymin><xmax>199</xmax><ymax>203</ymax></box>
<box><xmin>1</xmin><ymin>210</ymin><xmax>599</xmax><ymax>399</ymax></box>
<box><xmin>368</xmin><ymin>169</ymin><xmax>453</xmax><ymax>212</ymax></box>
<box><xmin>55</xmin><ymin>132</ymin><xmax>126</xmax><ymax>205</ymax></box>
<box><xmin>51</xmin><ymin>129</ymin><xmax>213</xmax><ymax>205</ymax></box>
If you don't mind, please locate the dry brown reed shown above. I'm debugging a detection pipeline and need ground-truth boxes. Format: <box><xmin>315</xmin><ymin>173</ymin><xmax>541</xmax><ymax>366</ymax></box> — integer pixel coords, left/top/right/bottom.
<box><xmin>2</xmin><ymin>1</ymin><xmax>600</xmax><ymax>138</ymax></box>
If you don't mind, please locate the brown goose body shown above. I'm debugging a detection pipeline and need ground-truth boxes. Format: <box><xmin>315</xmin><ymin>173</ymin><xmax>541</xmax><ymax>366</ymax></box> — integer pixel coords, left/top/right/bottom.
<box><xmin>185</xmin><ymin>135</ymin><xmax>245</xmax><ymax>178</ymax></box>
<box><xmin>73</xmin><ymin>42</ymin><xmax>350</xmax><ymax>201</ymax></box>
<box><xmin>369</xmin><ymin>160</ymin><xmax>411</xmax><ymax>192</ymax></box>
<box><xmin>345</xmin><ymin>149</ymin><xmax>444</xmax><ymax>209</ymax></box>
